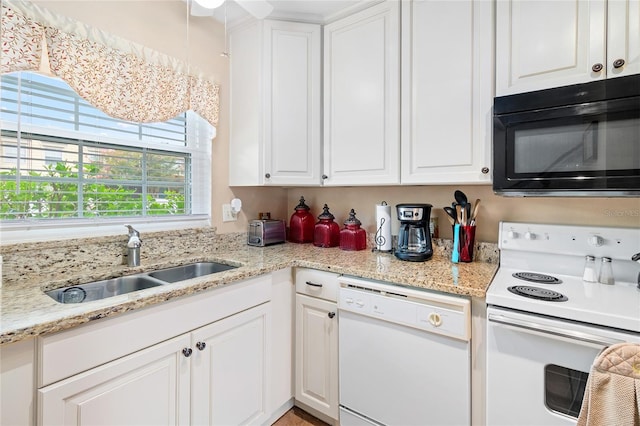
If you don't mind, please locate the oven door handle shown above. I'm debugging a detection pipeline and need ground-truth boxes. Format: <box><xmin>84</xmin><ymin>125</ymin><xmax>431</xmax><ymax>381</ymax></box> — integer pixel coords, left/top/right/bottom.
<box><xmin>488</xmin><ymin>313</ymin><xmax>625</xmax><ymax>347</ymax></box>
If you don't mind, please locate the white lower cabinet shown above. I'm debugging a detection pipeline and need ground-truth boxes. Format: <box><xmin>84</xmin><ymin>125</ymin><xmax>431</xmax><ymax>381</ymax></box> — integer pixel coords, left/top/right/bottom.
<box><xmin>36</xmin><ymin>274</ymin><xmax>290</xmax><ymax>426</ymax></box>
<box><xmin>1</xmin><ymin>339</ymin><xmax>36</xmax><ymax>426</ymax></box>
<box><xmin>294</xmin><ymin>269</ymin><xmax>339</xmax><ymax>423</ymax></box>
<box><xmin>39</xmin><ymin>303</ymin><xmax>270</xmax><ymax>426</ymax></box>
<box><xmin>295</xmin><ymin>295</ymin><xmax>338</xmax><ymax>419</ymax></box>
<box><xmin>38</xmin><ymin>334</ymin><xmax>191</xmax><ymax>425</ymax></box>
<box><xmin>191</xmin><ymin>303</ymin><xmax>271</xmax><ymax>426</ymax></box>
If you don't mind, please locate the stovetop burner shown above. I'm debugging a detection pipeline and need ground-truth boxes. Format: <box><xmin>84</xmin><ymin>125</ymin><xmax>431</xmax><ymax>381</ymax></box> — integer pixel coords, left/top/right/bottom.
<box><xmin>512</xmin><ymin>272</ymin><xmax>562</xmax><ymax>284</ymax></box>
<box><xmin>507</xmin><ymin>285</ymin><xmax>568</xmax><ymax>302</ymax></box>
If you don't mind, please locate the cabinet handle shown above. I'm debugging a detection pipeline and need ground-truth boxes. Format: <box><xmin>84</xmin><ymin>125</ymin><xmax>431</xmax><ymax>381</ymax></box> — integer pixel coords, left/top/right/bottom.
<box><xmin>322</xmin><ymin>174</ymin><xmax>328</xmax><ymax>180</ymax></box>
<box><xmin>613</xmin><ymin>59</ymin><xmax>625</xmax><ymax>69</ymax></box>
<box><xmin>305</xmin><ymin>281</ymin><xmax>323</xmax><ymax>288</ymax></box>
<box><xmin>592</xmin><ymin>63</ymin><xmax>603</xmax><ymax>72</ymax></box>
<box><xmin>182</xmin><ymin>348</ymin><xmax>193</xmax><ymax>357</ymax></box>
<box><xmin>196</xmin><ymin>342</ymin><xmax>206</xmax><ymax>351</ymax></box>
<box><xmin>328</xmin><ymin>312</ymin><xmax>336</xmax><ymax>319</ymax></box>
<box><xmin>481</xmin><ymin>167</ymin><xmax>490</xmax><ymax>174</ymax></box>
<box><xmin>265</xmin><ymin>173</ymin><xmax>271</xmax><ymax>179</ymax></box>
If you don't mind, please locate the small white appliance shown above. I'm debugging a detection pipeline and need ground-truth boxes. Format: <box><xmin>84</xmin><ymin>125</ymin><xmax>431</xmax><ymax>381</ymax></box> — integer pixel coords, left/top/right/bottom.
<box><xmin>486</xmin><ymin>222</ymin><xmax>640</xmax><ymax>425</ymax></box>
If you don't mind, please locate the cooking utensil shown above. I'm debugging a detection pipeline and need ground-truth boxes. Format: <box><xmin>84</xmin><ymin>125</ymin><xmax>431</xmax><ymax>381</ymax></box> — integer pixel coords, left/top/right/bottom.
<box><xmin>444</xmin><ymin>207</ymin><xmax>457</xmax><ymax>224</ymax></box>
<box><xmin>455</xmin><ymin>204</ymin><xmax>462</xmax><ymax>224</ymax></box>
<box><xmin>454</xmin><ymin>190</ymin><xmax>468</xmax><ymax>207</ymax></box>
<box><xmin>444</xmin><ymin>213</ymin><xmax>455</xmax><ymax>226</ymax></box>
<box><xmin>452</xmin><ymin>223</ymin><xmax>460</xmax><ymax>263</ymax></box>
<box><xmin>454</xmin><ymin>190</ymin><xmax>469</xmax><ymax>225</ymax></box>
<box><xmin>470</xmin><ymin>199</ymin><xmax>481</xmax><ymax>225</ymax></box>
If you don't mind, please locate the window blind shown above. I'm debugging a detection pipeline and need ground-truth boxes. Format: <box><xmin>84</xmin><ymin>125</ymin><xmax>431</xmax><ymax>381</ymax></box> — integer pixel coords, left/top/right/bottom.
<box><xmin>1</xmin><ymin>72</ymin><xmax>198</xmax><ymax>221</ymax></box>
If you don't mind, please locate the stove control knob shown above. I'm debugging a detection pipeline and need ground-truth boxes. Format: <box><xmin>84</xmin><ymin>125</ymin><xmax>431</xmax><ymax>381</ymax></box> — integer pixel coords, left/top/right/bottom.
<box><xmin>507</xmin><ymin>230</ymin><xmax>519</xmax><ymax>239</ymax></box>
<box><xmin>588</xmin><ymin>235</ymin><xmax>604</xmax><ymax>247</ymax></box>
<box><xmin>524</xmin><ymin>231</ymin><xmax>536</xmax><ymax>240</ymax></box>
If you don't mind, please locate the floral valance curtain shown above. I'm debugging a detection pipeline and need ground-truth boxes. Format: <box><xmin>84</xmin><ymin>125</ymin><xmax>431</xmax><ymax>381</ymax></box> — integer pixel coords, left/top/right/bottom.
<box><xmin>0</xmin><ymin>0</ymin><xmax>219</xmax><ymax>127</ymax></box>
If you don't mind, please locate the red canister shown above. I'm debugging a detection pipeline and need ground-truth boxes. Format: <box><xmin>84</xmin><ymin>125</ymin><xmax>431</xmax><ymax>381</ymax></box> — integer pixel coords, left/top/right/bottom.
<box><xmin>289</xmin><ymin>196</ymin><xmax>314</xmax><ymax>243</ymax></box>
<box><xmin>340</xmin><ymin>209</ymin><xmax>367</xmax><ymax>251</ymax></box>
<box><xmin>314</xmin><ymin>204</ymin><xmax>340</xmax><ymax>248</ymax></box>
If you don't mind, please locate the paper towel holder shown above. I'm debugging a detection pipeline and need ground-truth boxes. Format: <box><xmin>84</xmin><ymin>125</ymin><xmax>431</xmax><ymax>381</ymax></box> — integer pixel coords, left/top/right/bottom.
<box><xmin>373</xmin><ymin>201</ymin><xmax>393</xmax><ymax>253</ymax></box>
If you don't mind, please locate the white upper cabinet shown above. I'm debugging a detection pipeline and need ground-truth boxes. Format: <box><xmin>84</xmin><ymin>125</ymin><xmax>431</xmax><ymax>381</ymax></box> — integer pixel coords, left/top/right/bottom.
<box><xmin>400</xmin><ymin>0</ymin><xmax>494</xmax><ymax>184</ymax></box>
<box><xmin>323</xmin><ymin>1</ymin><xmax>401</xmax><ymax>186</ymax></box>
<box><xmin>608</xmin><ymin>0</ymin><xmax>640</xmax><ymax>77</ymax></box>
<box><xmin>496</xmin><ymin>0</ymin><xmax>640</xmax><ymax>96</ymax></box>
<box><xmin>229</xmin><ymin>20</ymin><xmax>321</xmax><ymax>186</ymax></box>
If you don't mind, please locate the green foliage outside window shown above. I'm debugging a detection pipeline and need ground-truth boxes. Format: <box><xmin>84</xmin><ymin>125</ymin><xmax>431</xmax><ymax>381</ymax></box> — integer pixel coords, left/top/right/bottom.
<box><xmin>0</xmin><ymin>161</ymin><xmax>185</xmax><ymax>220</ymax></box>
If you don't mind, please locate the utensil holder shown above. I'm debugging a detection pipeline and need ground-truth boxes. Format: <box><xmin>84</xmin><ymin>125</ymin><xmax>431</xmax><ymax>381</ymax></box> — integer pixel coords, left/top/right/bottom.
<box><xmin>459</xmin><ymin>225</ymin><xmax>476</xmax><ymax>262</ymax></box>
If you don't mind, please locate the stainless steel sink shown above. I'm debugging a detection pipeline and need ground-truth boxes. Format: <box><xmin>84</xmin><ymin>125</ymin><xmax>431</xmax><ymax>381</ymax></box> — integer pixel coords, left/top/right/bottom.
<box><xmin>46</xmin><ymin>261</ymin><xmax>238</xmax><ymax>304</ymax></box>
<box><xmin>46</xmin><ymin>275</ymin><xmax>166</xmax><ymax>304</ymax></box>
<box><xmin>148</xmin><ymin>262</ymin><xmax>237</xmax><ymax>283</ymax></box>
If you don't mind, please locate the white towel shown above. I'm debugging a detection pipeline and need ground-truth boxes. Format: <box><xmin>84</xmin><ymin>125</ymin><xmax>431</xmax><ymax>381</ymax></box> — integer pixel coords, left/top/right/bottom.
<box><xmin>577</xmin><ymin>342</ymin><xmax>640</xmax><ymax>426</ymax></box>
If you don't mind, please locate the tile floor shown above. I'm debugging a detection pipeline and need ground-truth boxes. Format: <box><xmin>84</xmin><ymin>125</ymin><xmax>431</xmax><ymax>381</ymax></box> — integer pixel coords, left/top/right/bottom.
<box><xmin>272</xmin><ymin>407</ymin><xmax>329</xmax><ymax>426</ymax></box>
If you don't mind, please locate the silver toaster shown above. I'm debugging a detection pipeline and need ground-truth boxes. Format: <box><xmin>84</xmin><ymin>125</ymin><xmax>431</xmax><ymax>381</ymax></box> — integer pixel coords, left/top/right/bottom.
<box><xmin>247</xmin><ymin>219</ymin><xmax>286</xmax><ymax>246</ymax></box>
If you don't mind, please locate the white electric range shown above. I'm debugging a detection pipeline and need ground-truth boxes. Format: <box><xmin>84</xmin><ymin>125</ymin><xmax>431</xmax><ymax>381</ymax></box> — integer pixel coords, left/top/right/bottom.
<box><xmin>486</xmin><ymin>221</ymin><xmax>640</xmax><ymax>425</ymax></box>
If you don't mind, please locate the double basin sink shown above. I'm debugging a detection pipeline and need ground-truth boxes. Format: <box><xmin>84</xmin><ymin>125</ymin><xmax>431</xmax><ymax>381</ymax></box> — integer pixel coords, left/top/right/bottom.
<box><xmin>46</xmin><ymin>262</ymin><xmax>238</xmax><ymax>304</ymax></box>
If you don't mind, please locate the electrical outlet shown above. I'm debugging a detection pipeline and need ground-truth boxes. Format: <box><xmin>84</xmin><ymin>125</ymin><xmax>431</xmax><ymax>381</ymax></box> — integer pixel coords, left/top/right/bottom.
<box><xmin>222</xmin><ymin>204</ymin><xmax>236</xmax><ymax>222</ymax></box>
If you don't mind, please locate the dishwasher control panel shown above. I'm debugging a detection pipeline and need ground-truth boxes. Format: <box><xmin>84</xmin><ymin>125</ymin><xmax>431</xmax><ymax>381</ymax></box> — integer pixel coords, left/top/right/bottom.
<box><xmin>338</xmin><ymin>277</ymin><xmax>471</xmax><ymax>341</ymax></box>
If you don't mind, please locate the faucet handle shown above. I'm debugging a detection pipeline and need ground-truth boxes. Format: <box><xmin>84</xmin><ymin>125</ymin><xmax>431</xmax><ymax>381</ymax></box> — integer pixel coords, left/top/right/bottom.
<box><xmin>632</xmin><ymin>252</ymin><xmax>640</xmax><ymax>262</ymax></box>
<box><xmin>125</xmin><ymin>224</ymin><xmax>140</xmax><ymax>238</ymax></box>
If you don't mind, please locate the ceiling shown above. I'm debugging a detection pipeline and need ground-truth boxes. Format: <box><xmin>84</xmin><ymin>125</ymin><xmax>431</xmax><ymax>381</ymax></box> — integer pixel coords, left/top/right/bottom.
<box><xmin>204</xmin><ymin>0</ymin><xmax>380</xmax><ymax>25</ymax></box>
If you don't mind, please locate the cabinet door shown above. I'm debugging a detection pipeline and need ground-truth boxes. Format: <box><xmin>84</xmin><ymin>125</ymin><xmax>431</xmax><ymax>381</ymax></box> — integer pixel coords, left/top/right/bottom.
<box><xmin>269</xmin><ymin>269</ymin><xmax>294</xmax><ymax>415</ymax></box>
<box><xmin>1</xmin><ymin>339</ymin><xmax>35</xmax><ymax>426</ymax></box>
<box><xmin>229</xmin><ymin>20</ymin><xmax>263</xmax><ymax>186</ymax></box>
<box><xmin>191</xmin><ymin>303</ymin><xmax>271</xmax><ymax>426</ymax></box>
<box><xmin>401</xmin><ymin>0</ymin><xmax>493</xmax><ymax>184</ymax></box>
<box><xmin>229</xmin><ymin>20</ymin><xmax>321</xmax><ymax>187</ymax></box>
<box><xmin>496</xmin><ymin>0</ymin><xmax>606</xmax><ymax>95</ymax></box>
<box><xmin>38</xmin><ymin>334</ymin><xmax>191</xmax><ymax>426</ymax></box>
<box><xmin>263</xmin><ymin>21</ymin><xmax>321</xmax><ymax>186</ymax></box>
<box><xmin>323</xmin><ymin>1</ymin><xmax>400</xmax><ymax>185</ymax></box>
<box><xmin>295</xmin><ymin>294</ymin><xmax>338</xmax><ymax>420</ymax></box>
<box><xmin>607</xmin><ymin>0</ymin><xmax>640</xmax><ymax>78</ymax></box>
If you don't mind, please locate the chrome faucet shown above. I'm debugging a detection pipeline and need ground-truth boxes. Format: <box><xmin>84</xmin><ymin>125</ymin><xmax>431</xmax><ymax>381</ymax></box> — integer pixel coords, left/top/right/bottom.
<box><xmin>125</xmin><ymin>225</ymin><xmax>142</xmax><ymax>267</ymax></box>
<box><xmin>633</xmin><ymin>252</ymin><xmax>640</xmax><ymax>289</ymax></box>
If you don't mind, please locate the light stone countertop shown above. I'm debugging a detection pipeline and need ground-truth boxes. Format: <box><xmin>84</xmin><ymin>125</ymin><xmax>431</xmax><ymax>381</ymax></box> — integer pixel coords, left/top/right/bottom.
<box><xmin>0</xmin><ymin>235</ymin><xmax>498</xmax><ymax>346</ymax></box>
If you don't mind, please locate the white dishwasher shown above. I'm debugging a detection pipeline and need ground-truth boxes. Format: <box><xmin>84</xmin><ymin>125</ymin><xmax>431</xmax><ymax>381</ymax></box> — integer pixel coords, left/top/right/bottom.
<box><xmin>338</xmin><ymin>276</ymin><xmax>471</xmax><ymax>426</ymax></box>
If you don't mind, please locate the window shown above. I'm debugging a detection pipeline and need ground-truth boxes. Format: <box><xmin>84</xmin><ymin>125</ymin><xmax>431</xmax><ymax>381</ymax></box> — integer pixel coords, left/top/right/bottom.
<box><xmin>0</xmin><ymin>72</ymin><xmax>211</xmax><ymax>237</ymax></box>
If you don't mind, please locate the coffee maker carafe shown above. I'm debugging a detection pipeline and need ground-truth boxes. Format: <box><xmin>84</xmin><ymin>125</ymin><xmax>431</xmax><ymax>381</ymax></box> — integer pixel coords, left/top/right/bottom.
<box><xmin>395</xmin><ymin>204</ymin><xmax>433</xmax><ymax>261</ymax></box>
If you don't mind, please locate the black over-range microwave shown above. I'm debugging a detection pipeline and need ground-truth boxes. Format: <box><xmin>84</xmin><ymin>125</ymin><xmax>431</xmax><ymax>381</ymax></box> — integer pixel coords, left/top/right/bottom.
<box><xmin>493</xmin><ymin>74</ymin><xmax>640</xmax><ymax>196</ymax></box>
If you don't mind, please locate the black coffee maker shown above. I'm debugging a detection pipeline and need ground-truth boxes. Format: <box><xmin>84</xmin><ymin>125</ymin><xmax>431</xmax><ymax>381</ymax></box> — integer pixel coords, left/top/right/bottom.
<box><xmin>395</xmin><ymin>204</ymin><xmax>433</xmax><ymax>261</ymax></box>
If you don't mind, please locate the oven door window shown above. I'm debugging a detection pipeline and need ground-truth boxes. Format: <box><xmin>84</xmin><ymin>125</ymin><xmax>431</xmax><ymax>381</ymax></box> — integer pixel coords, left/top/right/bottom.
<box><xmin>544</xmin><ymin>364</ymin><xmax>589</xmax><ymax>418</ymax></box>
